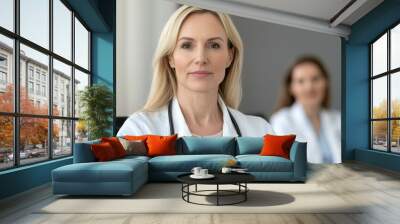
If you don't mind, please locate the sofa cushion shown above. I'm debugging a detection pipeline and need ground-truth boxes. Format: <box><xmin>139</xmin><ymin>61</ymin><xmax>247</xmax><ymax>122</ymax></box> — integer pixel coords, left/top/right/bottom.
<box><xmin>147</xmin><ymin>134</ymin><xmax>177</xmax><ymax>157</ymax></box>
<box><xmin>236</xmin><ymin>137</ymin><xmax>263</xmax><ymax>155</ymax></box>
<box><xmin>236</xmin><ymin>155</ymin><xmax>293</xmax><ymax>172</ymax></box>
<box><xmin>260</xmin><ymin>134</ymin><xmax>296</xmax><ymax>159</ymax></box>
<box><xmin>52</xmin><ymin>158</ymin><xmax>148</xmax><ymax>183</ymax></box>
<box><xmin>148</xmin><ymin>154</ymin><xmax>235</xmax><ymax>172</ymax></box>
<box><xmin>91</xmin><ymin>142</ymin><xmax>118</xmax><ymax>161</ymax></box>
<box><xmin>114</xmin><ymin>155</ymin><xmax>150</xmax><ymax>164</ymax></box>
<box><xmin>179</xmin><ymin>136</ymin><xmax>236</xmax><ymax>155</ymax></box>
<box><xmin>118</xmin><ymin>138</ymin><xmax>147</xmax><ymax>156</ymax></box>
<box><xmin>101</xmin><ymin>137</ymin><xmax>127</xmax><ymax>158</ymax></box>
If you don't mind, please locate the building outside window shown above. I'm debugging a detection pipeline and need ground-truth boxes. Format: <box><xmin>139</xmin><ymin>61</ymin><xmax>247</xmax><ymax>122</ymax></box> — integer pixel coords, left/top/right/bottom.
<box><xmin>28</xmin><ymin>68</ymin><xmax>34</xmax><ymax>80</ymax></box>
<box><xmin>28</xmin><ymin>81</ymin><xmax>34</xmax><ymax>94</ymax></box>
<box><xmin>0</xmin><ymin>54</ymin><xmax>7</xmax><ymax>67</ymax></box>
<box><xmin>0</xmin><ymin>0</ymin><xmax>91</xmax><ymax>170</ymax></box>
<box><xmin>42</xmin><ymin>85</ymin><xmax>46</xmax><ymax>97</ymax></box>
<box><xmin>370</xmin><ymin>22</ymin><xmax>400</xmax><ymax>154</ymax></box>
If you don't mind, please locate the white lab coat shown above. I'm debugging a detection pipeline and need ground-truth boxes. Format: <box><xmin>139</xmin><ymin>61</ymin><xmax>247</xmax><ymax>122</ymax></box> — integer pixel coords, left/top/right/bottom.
<box><xmin>117</xmin><ymin>95</ymin><xmax>274</xmax><ymax>138</ymax></box>
<box><xmin>270</xmin><ymin>102</ymin><xmax>341</xmax><ymax>164</ymax></box>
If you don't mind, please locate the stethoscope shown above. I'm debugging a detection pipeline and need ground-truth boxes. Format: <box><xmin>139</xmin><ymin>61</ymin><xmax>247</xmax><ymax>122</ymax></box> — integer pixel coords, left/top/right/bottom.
<box><xmin>168</xmin><ymin>100</ymin><xmax>242</xmax><ymax>137</ymax></box>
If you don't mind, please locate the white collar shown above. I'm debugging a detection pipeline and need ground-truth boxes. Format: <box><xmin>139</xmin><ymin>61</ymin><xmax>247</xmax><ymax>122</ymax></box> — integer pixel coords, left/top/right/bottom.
<box><xmin>171</xmin><ymin>95</ymin><xmax>238</xmax><ymax>137</ymax></box>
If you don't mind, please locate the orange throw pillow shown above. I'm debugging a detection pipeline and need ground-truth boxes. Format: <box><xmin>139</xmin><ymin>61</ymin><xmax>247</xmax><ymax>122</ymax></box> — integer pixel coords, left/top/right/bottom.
<box><xmin>124</xmin><ymin>135</ymin><xmax>152</xmax><ymax>141</ymax></box>
<box><xmin>146</xmin><ymin>134</ymin><xmax>177</xmax><ymax>157</ymax></box>
<box><xmin>259</xmin><ymin>134</ymin><xmax>296</xmax><ymax>159</ymax></box>
<box><xmin>101</xmin><ymin>137</ymin><xmax>127</xmax><ymax>158</ymax></box>
<box><xmin>91</xmin><ymin>142</ymin><xmax>117</xmax><ymax>161</ymax></box>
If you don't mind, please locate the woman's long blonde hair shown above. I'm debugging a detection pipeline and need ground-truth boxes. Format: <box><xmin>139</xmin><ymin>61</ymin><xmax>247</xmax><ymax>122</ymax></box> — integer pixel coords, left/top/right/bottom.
<box><xmin>142</xmin><ymin>5</ymin><xmax>244</xmax><ymax>111</ymax></box>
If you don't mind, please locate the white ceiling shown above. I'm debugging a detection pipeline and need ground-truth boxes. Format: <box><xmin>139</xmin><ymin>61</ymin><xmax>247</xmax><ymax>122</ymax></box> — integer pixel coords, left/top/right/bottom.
<box><xmin>226</xmin><ymin>0</ymin><xmax>352</xmax><ymax>22</ymax></box>
<box><xmin>223</xmin><ymin>0</ymin><xmax>383</xmax><ymax>26</ymax></box>
<box><xmin>171</xmin><ymin>0</ymin><xmax>384</xmax><ymax>38</ymax></box>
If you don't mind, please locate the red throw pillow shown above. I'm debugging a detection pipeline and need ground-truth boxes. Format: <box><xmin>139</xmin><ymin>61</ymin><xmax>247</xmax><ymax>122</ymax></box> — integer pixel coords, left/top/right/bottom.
<box><xmin>259</xmin><ymin>134</ymin><xmax>296</xmax><ymax>159</ymax></box>
<box><xmin>146</xmin><ymin>134</ymin><xmax>177</xmax><ymax>157</ymax></box>
<box><xmin>101</xmin><ymin>137</ymin><xmax>127</xmax><ymax>158</ymax></box>
<box><xmin>91</xmin><ymin>142</ymin><xmax>118</xmax><ymax>161</ymax></box>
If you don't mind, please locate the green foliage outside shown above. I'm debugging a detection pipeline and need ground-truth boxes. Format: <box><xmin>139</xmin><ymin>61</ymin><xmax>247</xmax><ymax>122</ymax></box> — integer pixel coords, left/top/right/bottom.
<box><xmin>79</xmin><ymin>84</ymin><xmax>113</xmax><ymax>140</ymax></box>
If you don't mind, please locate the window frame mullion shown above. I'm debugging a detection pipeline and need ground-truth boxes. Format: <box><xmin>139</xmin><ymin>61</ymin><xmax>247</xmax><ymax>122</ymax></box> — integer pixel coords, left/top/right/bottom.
<box><xmin>0</xmin><ymin>0</ymin><xmax>92</xmax><ymax>172</ymax></box>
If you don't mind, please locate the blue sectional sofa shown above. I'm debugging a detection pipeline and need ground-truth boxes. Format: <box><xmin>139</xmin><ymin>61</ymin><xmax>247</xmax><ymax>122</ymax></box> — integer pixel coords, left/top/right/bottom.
<box><xmin>52</xmin><ymin>137</ymin><xmax>307</xmax><ymax>196</ymax></box>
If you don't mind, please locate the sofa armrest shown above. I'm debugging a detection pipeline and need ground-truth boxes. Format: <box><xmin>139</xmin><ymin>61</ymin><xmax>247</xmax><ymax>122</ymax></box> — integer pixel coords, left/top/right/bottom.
<box><xmin>289</xmin><ymin>141</ymin><xmax>307</xmax><ymax>181</ymax></box>
<box><xmin>73</xmin><ymin>140</ymin><xmax>100</xmax><ymax>163</ymax></box>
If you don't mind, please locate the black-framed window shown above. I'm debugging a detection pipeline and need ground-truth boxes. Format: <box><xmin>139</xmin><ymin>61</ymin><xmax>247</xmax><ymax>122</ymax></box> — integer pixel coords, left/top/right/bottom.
<box><xmin>0</xmin><ymin>0</ymin><xmax>91</xmax><ymax>171</ymax></box>
<box><xmin>370</xmin><ymin>22</ymin><xmax>400</xmax><ymax>154</ymax></box>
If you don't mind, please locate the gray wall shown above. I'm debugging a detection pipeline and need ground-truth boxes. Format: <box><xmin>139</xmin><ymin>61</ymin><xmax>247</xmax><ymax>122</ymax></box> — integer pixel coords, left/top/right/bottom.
<box><xmin>116</xmin><ymin>0</ymin><xmax>178</xmax><ymax>117</ymax></box>
<box><xmin>116</xmin><ymin>3</ymin><xmax>342</xmax><ymax>119</ymax></box>
<box><xmin>231</xmin><ymin>15</ymin><xmax>342</xmax><ymax>120</ymax></box>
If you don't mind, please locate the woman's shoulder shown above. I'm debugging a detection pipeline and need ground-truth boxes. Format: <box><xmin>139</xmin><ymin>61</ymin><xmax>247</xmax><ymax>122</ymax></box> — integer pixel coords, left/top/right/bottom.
<box><xmin>323</xmin><ymin>108</ymin><xmax>341</xmax><ymax>122</ymax></box>
<box><xmin>127</xmin><ymin>106</ymin><xmax>169</xmax><ymax>126</ymax></box>
<box><xmin>270</xmin><ymin>107</ymin><xmax>291</xmax><ymax>123</ymax></box>
<box><xmin>326</xmin><ymin>108</ymin><xmax>341</xmax><ymax>117</ymax></box>
<box><xmin>228</xmin><ymin>108</ymin><xmax>274</xmax><ymax>135</ymax></box>
<box><xmin>117</xmin><ymin>106</ymin><xmax>168</xmax><ymax>136</ymax></box>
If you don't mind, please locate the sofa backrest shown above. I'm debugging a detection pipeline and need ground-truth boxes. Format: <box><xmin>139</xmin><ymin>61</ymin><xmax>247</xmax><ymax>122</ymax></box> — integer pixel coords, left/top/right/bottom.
<box><xmin>73</xmin><ymin>136</ymin><xmax>267</xmax><ymax>162</ymax></box>
<box><xmin>235</xmin><ymin>137</ymin><xmax>263</xmax><ymax>155</ymax></box>
<box><xmin>73</xmin><ymin>139</ymin><xmax>100</xmax><ymax>163</ymax></box>
<box><xmin>178</xmin><ymin>136</ymin><xmax>236</xmax><ymax>155</ymax></box>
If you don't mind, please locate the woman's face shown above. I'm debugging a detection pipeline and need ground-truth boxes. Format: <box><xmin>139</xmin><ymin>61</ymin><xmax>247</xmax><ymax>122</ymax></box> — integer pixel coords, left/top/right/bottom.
<box><xmin>290</xmin><ymin>62</ymin><xmax>327</xmax><ymax>108</ymax></box>
<box><xmin>169</xmin><ymin>12</ymin><xmax>233</xmax><ymax>93</ymax></box>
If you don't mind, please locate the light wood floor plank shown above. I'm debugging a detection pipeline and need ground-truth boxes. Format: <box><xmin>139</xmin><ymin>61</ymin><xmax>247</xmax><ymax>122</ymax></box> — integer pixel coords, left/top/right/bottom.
<box><xmin>1</xmin><ymin>162</ymin><xmax>400</xmax><ymax>224</ymax></box>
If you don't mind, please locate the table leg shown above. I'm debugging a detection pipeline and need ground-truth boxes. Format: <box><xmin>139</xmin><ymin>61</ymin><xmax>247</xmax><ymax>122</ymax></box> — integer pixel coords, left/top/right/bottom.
<box><xmin>195</xmin><ymin>184</ymin><xmax>197</xmax><ymax>192</ymax></box>
<box><xmin>217</xmin><ymin>184</ymin><xmax>219</xmax><ymax>206</ymax></box>
<box><xmin>245</xmin><ymin>183</ymin><xmax>247</xmax><ymax>201</ymax></box>
<box><xmin>187</xmin><ymin>184</ymin><xmax>190</xmax><ymax>202</ymax></box>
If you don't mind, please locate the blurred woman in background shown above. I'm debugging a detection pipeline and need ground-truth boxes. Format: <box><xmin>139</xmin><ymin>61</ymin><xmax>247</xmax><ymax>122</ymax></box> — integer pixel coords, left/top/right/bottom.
<box><xmin>270</xmin><ymin>56</ymin><xmax>341</xmax><ymax>164</ymax></box>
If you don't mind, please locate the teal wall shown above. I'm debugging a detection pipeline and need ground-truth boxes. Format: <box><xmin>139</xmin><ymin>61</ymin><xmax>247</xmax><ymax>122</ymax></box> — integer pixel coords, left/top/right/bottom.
<box><xmin>345</xmin><ymin>0</ymin><xmax>400</xmax><ymax>170</ymax></box>
<box><xmin>92</xmin><ymin>32</ymin><xmax>114</xmax><ymax>136</ymax></box>
<box><xmin>0</xmin><ymin>0</ymin><xmax>116</xmax><ymax>200</ymax></box>
<box><xmin>0</xmin><ymin>158</ymin><xmax>72</xmax><ymax>199</ymax></box>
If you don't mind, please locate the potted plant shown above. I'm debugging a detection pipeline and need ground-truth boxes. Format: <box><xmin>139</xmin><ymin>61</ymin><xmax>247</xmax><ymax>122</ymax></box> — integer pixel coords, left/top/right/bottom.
<box><xmin>79</xmin><ymin>84</ymin><xmax>113</xmax><ymax>140</ymax></box>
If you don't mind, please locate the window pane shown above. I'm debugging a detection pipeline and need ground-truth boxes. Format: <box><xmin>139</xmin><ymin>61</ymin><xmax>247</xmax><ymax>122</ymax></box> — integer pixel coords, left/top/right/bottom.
<box><xmin>20</xmin><ymin>44</ymin><xmax>49</xmax><ymax>115</ymax></box>
<box><xmin>0</xmin><ymin>0</ymin><xmax>14</xmax><ymax>31</ymax></box>
<box><xmin>20</xmin><ymin>117</ymin><xmax>49</xmax><ymax>165</ymax></box>
<box><xmin>74</xmin><ymin>18</ymin><xmax>89</xmax><ymax>70</ymax></box>
<box><xmin>0</xmin><ymin>34</ymin><xmax>14</xmax><ymax>112</ymax></box>
<box><xmin>372</xmin><ymin>33</ymin><xmax>387</xmax><ymax>76</ymax></box>
<box><xmin>391</xmin><ymin>72</ymin><xmax>400</xmax><ymax>118</ymax></box>
<box><xmin>53</xmin><ymin>119</ymin><xmax>72</xmax><ymax>157</ymax></box>
<box><xmin>391</xmin><ymin>120</ymin><xmax>400</xmax><ymax>153</ymax></box>
<box><xmin>20</xmin><ymin>0</ymin><xmax>49</xmax><ymax>49</ymax></box>
<box><xmin>372</xmin><ymin>77</ymin><xmax>387</xmax><ymax>119</ymax></box>
<box><xmin>391</xmin><ymin>24</ymin><xmax>400</xmax><ymax>70</ymax></box>
<box><xmin>74</xmin><ymin>69</ymin><xmax>89</xmax><ymax>118</ymax></box>
<box><xmin>53</xmin><ymin>59</ymin><xmax>72</xmax><ymax>117</ymax></box>
<box><xmin>372</xmin><ymin>121</ymin><xmax>387</xmax><ymax>151</ymax></box>
<box><xmin>53</xmin><ymin>0</ymin><xmax>72</xmax><ymax>60</ymax></box>
<box><xmin>0</xmin><ymin>116</ymin><xmax>13</xmax><ymax>170</ymax></box>
<box><xmin>75</xmin><ymin>120</ymin><xmax>88</xmax><ymax>143</ymax></box>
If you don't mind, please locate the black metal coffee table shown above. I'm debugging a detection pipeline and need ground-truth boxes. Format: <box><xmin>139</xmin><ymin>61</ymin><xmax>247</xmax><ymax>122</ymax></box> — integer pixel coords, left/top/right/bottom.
<box><xmin>177</xmin><ymin>172</ymin><xmax>255</xmax><ymax>206</ymax></box>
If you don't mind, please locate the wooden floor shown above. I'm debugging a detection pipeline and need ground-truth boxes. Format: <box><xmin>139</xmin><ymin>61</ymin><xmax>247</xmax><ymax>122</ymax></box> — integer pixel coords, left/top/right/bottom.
<box><xmin>1</xmin><ymin>162</ymin><xmax>400</xmax><ymax>224</ymax></box>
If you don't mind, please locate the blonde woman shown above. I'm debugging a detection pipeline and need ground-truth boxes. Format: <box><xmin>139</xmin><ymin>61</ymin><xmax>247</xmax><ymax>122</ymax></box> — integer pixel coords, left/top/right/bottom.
<box><xmin>117</xmin><ymin>5</ymin><xmax>274</xmax><ymax>137</ymax></box>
